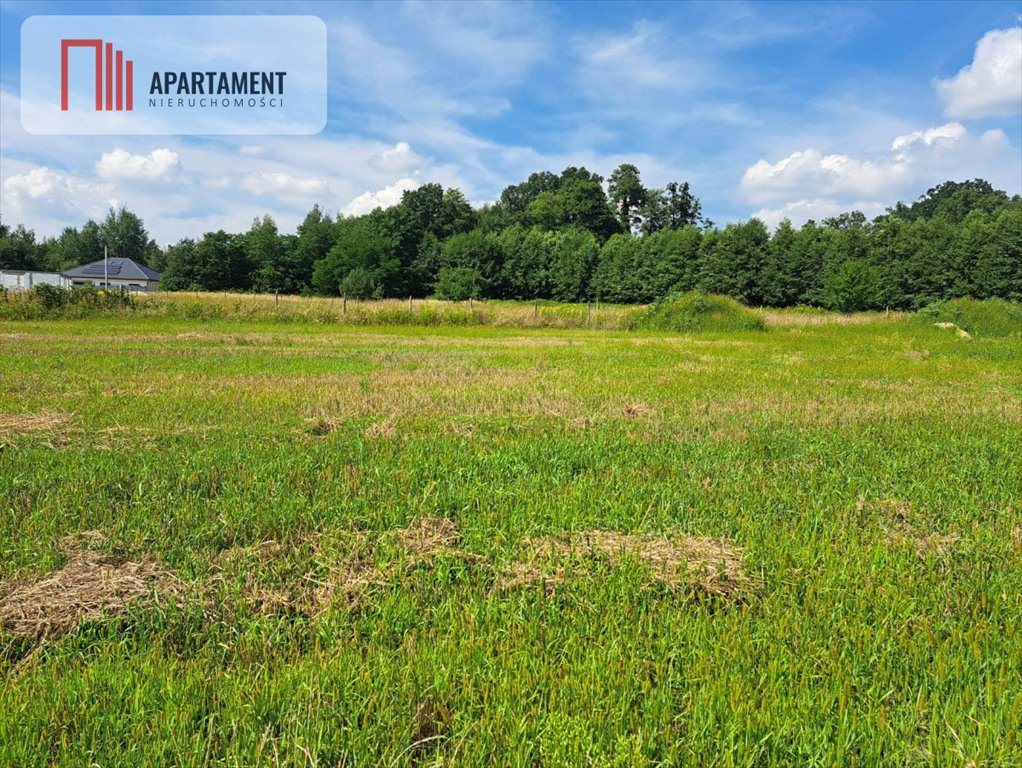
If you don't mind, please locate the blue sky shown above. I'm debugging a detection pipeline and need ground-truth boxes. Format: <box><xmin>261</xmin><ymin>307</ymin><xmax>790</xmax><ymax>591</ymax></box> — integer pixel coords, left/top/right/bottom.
<box><xmin>1</xmin><ymin>0</ymin><xmax>1020</xmax><ymax>244</ymax></box>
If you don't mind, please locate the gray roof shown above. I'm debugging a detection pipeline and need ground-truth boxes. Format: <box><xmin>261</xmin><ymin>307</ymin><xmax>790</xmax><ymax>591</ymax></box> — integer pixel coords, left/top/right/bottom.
<box><xmin>62</xmin><ymin>258</ymin><xmax>161</xmax><ymax>282</ymax></box>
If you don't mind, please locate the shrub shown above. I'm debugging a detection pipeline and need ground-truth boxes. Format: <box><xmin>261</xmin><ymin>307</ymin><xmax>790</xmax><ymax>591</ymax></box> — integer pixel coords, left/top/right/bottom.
<box><xmin>434</xmin><ymin>267</ymin><xmax>482</xmax><ymax>301</ymax></box>
<box><xmin>339</xmin><ymin>268</ymin><xmax>378</xmax><ymax>300</ymax></box>
<box><xmin>825</xmin><ymin>259</ymin><xmax>882</xmax><ymax>312</ymax></box>
<box><xmin>918</xmin><ymin>297</ymin><xmax>1022</xmax><ymax>337</ymax></box>
<box><xmin>633</xmin><ymin>291</ymin><xmax>766</xmax><ymax>332</ymax></box>
<box><xmin>0</xmin><ymin>285</ymin><xmax>136</xmax><ymax>320</ymax></box>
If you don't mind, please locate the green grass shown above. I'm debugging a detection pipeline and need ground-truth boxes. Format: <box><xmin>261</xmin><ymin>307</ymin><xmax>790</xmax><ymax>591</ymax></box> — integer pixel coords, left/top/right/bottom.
<box><xmin>1</xmin><ymin>311</ymin><xmax>1020</xmax><ymax>766</ymax></box>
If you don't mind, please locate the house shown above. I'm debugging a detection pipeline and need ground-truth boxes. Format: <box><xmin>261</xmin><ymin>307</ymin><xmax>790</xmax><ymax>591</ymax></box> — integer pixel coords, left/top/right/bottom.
<box><xmin>61</xmin><ymin>258</ymin><xmax>162</xmax><ymax>292</ymax></box>
<box><xmin>0</xmin><ymin>269</ymin><xmax>62</xmax><ymax>291</ymax></box>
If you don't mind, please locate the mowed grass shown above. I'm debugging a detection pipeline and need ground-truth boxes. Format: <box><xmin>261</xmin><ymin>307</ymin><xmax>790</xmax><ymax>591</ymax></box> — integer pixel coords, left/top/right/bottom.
<box><xmin>0</xmin><ymin>312</ymin><xmax>1020</xmax><ymax>766</ymax></box>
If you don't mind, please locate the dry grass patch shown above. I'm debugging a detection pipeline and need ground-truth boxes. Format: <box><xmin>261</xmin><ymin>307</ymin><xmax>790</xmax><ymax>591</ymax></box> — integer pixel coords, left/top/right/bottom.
<box><xmin>498</xmin><ymin>530</ymin><xmax>748</xmax><ymax>597</ymax></box>
<box><xmin>364</xmin><ymin>418</ymin><xmax>398</xmax><ymax>439</ymax></box>
<box><xmin>393</xmin><ymin>517</ymin><xmax>461</xmax><ymax>562</ymax></box>
<box><xmin>447</xmin><ymin>421</ymin><xmax>475</xmax><ymax>438</ymax></box>
<box><xmin>210</xmin><ymin>533</ymin><xmax>384</xmax><ymax>617</ymax></box>
<box><xmin>209</xmin><ymin>521</ymin><xmax>469</xmax><ymax>619</ymax></box>
<box><xmin>305</xmin><ymin>415</ymin><xmax>341</xmax><ymax>437</ymax></box>
<box><xmin>0</xmin><ymin>532</ymin><xmax>183</xmax><ymax>639</ymax></box>
<box><xmin>759</xmin><ymin>310</ymin><xmax>905</xmax><ymax>327</ymax></box>
<box><xmin>858</xmin><ymin>498</ymin><xmax>962</xmax><ymax>559</ymax></box>
<box><xmin>622</xmin><ymin>401</ymin><xmax>653</xmax><ymax>418</ymax></box>
<box><xmin>0</xmin><ymin>411</ymin><xmax>74</xmax><ymax>437</ymax></box>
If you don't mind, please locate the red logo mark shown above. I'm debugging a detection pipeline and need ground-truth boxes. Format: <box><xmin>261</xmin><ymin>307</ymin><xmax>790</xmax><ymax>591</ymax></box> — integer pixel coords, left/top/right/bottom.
<box><xmin>60</xmin><ymin>39</ymin><xmax>133</xmax><ymax>111</ymax></box>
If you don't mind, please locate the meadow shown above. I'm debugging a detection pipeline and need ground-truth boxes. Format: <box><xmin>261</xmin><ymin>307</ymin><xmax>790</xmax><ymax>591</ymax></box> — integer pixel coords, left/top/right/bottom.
<box><xmin>0</xmin><ymin>302</ymin><xmax>1019</xmax><ymax>766</ymax></box>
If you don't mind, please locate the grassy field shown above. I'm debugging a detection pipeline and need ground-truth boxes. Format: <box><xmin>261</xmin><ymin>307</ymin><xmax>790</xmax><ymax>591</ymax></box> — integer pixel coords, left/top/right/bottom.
<box><xmin>0</xmin><ymin>309</ymin><xmax>1019</xmax><ymax>766</ymax></box>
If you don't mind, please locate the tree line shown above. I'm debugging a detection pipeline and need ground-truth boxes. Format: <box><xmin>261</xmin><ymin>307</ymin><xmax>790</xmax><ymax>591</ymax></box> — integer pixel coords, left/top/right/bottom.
<box><xmin>2</xmin><ymin>169</ymin><xmax>1019</xmax><ymax>310</ymax></box>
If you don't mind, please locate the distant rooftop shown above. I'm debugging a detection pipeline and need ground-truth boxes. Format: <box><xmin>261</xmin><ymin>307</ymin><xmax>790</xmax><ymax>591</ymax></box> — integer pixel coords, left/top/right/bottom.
<box><xmin>62</xmin><ymin>258</ymin><xmax>161</xmax><ymax>282</ymax></box>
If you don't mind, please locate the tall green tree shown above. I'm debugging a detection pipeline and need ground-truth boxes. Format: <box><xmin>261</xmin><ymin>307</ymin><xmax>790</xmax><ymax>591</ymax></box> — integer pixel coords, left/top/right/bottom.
<box><xmin>311</xmin><ymin>215</ymin><xmax>399</xmax><ymax>297</ymax></box>
<box><xmin>608</xmin><ymin>164</ymin><xmax>647</xmax><ymax>234</ymax></box>
<box><xmin>246</xmin><ymin>216</ymin><xmax>287</xmax><ymax>294</ymax></box>
<box><xmin>640</xmin><ymin>182</ymin><xmax>702</xmax><ymax>234</ymax></box>
<box><xmin>698</xmin><ymin>219</ymin><xmax>769</xmax><ymax>305</ymax></box>
<box><xmin>549</xmin><ymin>228</ymin><xmax>600</xmax><ymax>302</ymax></box>
<box><xmin>889</xmin><ymin>179</ymin><xmax>1012</xmax><ymax>223</ymax></box>
<box><xmin>99</xmin><ymin>207</ymin><xmax>158</xmax><ymax>266</ymax></box>
<box><xmin>0</xmin><ymin>223</ymin><xmax>39</xmax><ymax>270</ymax></box>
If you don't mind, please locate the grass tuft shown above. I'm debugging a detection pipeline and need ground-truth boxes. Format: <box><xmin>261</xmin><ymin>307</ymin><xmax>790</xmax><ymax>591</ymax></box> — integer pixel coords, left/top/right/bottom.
<box><xmin>633</xmin><ymin>291</ymin><xmax>767</xmax><ymax>332</ymax></box>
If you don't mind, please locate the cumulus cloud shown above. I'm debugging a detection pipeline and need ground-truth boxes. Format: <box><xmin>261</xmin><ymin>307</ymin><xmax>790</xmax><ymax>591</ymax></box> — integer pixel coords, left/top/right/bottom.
<box><xmin>2</xmin><ymin>166</ymin><xmax>111</xmax><ymax>220</ymax></box>
<box><xmin>369</xmin><ymin>141</ymin><xmax>426</xmax><ymax>174</ymax></box>
<box><xmin>240</xmin><ymin>172</ymin><xmax>329</xmax><ymax>199</ymax></box>
<box><xmin>934</xmin><ymin>27</ymin><xmax>1022</xmax><ymax>118</ymax></box>
<box><xmin>341</xmin><ymin>177</ymin><xmax>419</xmax><ymax>216</ymax></box>
<box><xmin>741</xmin><ymin>147</ymin><xmax>912</xmax><ymax>203</ymax></box>
<box><xmin>4</xmin><ymin>167</ymin><xmax>68</xmax><ymax>200</ymax></box>
<box><xmin>96</xmin><ymin>148</ymin><xmax>180</xmax><ymax>181</ymax></box>
<box><xmin>741</xmin><ymin>121</ymin><xmax>1019</xmax><ymax>227</ymax></box>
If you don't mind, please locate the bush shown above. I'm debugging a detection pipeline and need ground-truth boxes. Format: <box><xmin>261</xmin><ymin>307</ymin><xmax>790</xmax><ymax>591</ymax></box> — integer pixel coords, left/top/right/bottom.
<box><xmin>434</xmin><ymin>267</ymin><xmax>482</xmax><ymax>301</ymax></box>
<box><xmin>0</xmin><ymin>285</ymin><xmax>136</xmax><ymax>320</ymax></box>
<box><xmin>825</xmin><ymin>259</ymin><xmax>882</xmax><ymax>312</ymax></box>
<box><xmin>633</xmin><ymin>291</ymin><xmax>766</xmax><ymax>332</ymax></box>
<box><xmin>339</xmin><ymin>268</ymin><xmax>378</xmax><ymax>300</ymax></box>
<box><xmin>918</xmin><ymin>297</ymin><xmax>1022</xmax><ymax>337</ymax></box>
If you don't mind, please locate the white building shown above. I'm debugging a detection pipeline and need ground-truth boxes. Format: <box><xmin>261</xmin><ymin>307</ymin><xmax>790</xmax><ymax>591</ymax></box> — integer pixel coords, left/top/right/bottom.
<box><xmin>0</xmin><ymin>269</ymin><xmax>62</xmax><ymax>291</ymax></box>
<box><xmin>61</xmin><ymin>258</ymin><xmax>162</xmax><ymax>291</ymax></box>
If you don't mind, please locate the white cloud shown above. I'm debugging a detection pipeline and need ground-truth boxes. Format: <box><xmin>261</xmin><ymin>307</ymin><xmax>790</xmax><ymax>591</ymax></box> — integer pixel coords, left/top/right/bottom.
<box><xmin>238</xmin><ymin>145</ymin><xmax>265</xmax><ymax>156</ymax></box>
<box><xmin>741</xmin><ymin>147</ymin><xmax>911</xmax><ymax>203</ymax></box>
<box><xmin>935</xmin><ymin>27</ymin><xmax>1022</xmax><ymax>118</ymax></box>
<box><xmin>2</xmin><ymin>165</ymin><xmax>111</xmax><ymax>222</ymax></box>
<box><xmin>96</xmin><ymin>148</ymin><xmax>180</xmax><ymax>181</ymax></box>
<box><xmin>370</xmin><ymin>141</ymin><xmax>426</xmax><ymax>173</ymax></box>
<box><xmin>740</xmin><ymin>121</ymin><xmax>1020</xmax><ymax>226</ymax></box>
<box><xmin>341</xmin><ymin>177</ymin><xmax>420</xmax><ymax>217</ymax></box>
<box><xmin>891</xmin><ymin>122</ymin><xmax>966</xmax><ymax>151</ymax></box>
<box><xmin>240</xmin><ymin>172</ymin><xmax>330</xmax><ymax>199</ymax></box>
<box><xmin>4</xmin><ymin>167</ymin><xmax>66</xmax><ymax>200</ymax></box>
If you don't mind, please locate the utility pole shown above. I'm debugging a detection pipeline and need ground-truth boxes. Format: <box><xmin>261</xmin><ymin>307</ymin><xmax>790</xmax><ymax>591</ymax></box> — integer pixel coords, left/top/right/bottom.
<box><xmin>104</xmin><ymin>245</ymin><xmax>108</xmax><ymax>288</ymax></box>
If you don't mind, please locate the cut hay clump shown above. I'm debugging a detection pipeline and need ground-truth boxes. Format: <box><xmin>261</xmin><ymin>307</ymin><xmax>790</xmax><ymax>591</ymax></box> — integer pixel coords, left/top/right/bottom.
<box><xmin>0</xmin><ymin>412</ymin><xmax>76</xmax><ymax>448</ymax></box>
<box><xmin>859</xmin><ymin>498</ymin><xmax>962</xmax><ymax>559</ymax></box>
<box><xmin>305</xmin><ymin>416</ymin><xmax>341</xmax><ymax>437</ymax></box>
<box><xmin>0</xmin><ymin>534</ymin><xmax>183</xmax><ymax>639</ymax></box>
<box><xmin>393</xmin><ymin>516</ymin><xmax>460</xmax><ymax>562</ymax></box>
<box><xmin>210</xmin><ymin>532</ymin><xmax>383</xmax><ymax>617</ymax></box>
<box><xmin>622</xmin><ymin>401</ymin><xmax>653</xmax><ymax>418</ymax></box>
<box><xmin>885</xmin><ymin>525</ymin><xmax>960</xmax><ymax>559</ymax></box>
<box><xmin>498</xmin><ymin>530</ymin><xmax>748</xmax><ymax>597</ymax></box>
<box><xmin>0</xmin><ymin>411</ymin><xmax>74</xmax><ymax>436</ymax></box>
<box><xmin>364</xmin><ymin>419</ymin><xmax>397</xmax><ymax>439</ymax></box>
